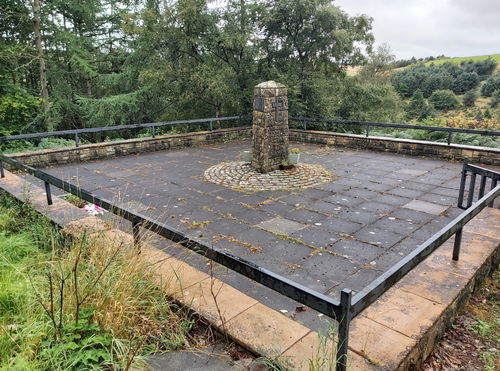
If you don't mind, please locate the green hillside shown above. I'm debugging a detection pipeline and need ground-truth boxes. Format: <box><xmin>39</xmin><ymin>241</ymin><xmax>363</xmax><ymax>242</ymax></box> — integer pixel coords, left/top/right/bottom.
<box><xmin>425</xmin><ymin>54</ymin><xmax>500</xmax><ymax>67</ymax></box>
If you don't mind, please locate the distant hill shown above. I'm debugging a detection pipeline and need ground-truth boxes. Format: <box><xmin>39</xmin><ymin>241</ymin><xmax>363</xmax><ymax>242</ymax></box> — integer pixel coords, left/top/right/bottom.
<box><xmin>424</xmin><ymin>54</ymin><xmax>500</xmax><ymax>69</ymax></box>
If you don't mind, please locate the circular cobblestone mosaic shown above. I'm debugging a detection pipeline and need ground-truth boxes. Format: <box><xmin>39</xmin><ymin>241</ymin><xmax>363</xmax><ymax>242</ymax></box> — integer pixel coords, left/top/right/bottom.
<box><xmin>204</xmin><ymin>162</ymin><xmax>333</xmax><ymax>191</ymax></box>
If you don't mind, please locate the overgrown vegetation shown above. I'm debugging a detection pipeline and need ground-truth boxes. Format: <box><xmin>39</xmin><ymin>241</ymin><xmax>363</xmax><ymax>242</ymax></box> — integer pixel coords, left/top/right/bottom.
<box><xmin>422</xmin><ymin>269</ymin><xmax>499</xmax><ymax>371</ymax></box>
<box><xmin>0</xmin><ymin>193</ymin><xmax>198</xmax><ymax>370</ymax></box>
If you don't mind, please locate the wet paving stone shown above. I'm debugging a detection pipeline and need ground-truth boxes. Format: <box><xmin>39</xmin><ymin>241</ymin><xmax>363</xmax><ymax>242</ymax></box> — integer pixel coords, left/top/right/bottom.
<box><xmin>353</xmin><ymin>227</ymin><xmax>405</xmax><ymax>247</ymax></box>
<box><xmin>290</xmin><ymin>227</ymin><xmax>339</xmax><ymax>249</ymax></box>
<box><xmin>403</xmin><ymin>199</ymin><xmax>449</xmax><ymax>215</ymax></box>
<box><xmin>257</xmin><ymin>216</ymin><xmax>306</xmax><ymax>235</ymax></box>
<box><xmin>328</xmin><ymin>238</ymin><xmax>384</xmax><ymax>264</ymax></box>
<box><xmin>285</xmin><ymin>208</ymin><xmax>326</xmax><ymax>224</ymax></box>
<box><xmin>320</xmin><ymin>217</ymin><xmax>364</xmax><ymax>235</ymax></box>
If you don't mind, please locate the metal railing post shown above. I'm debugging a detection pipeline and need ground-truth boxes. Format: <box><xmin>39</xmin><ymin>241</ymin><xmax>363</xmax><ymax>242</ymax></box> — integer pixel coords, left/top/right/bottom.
<box><xmin>152</xmin><ymin>126</ymin><xmax>156</xmax><ymax>138</ymax></box>
<box><xmin>336</xmin><ymin>289</ymin><xmax>352</xmax><ymax>371</ymax></box>
<box><xmin>490</xmin><ymin>179</ymin><xmax>498</xmax><ymax>207</ymax></box>
<box><xmin>209</xmin><ymin>120</ymin><xmax>213</xmax><ymax>131</ymax></box>
<box><xmin>452</xmin><ymin>228</ymin><xmax>463</xmax><ymax>261</ymax></box>
<box><xmin>303</xmin><ymin>120</ymin><xmax>307</xmax><ymax>130</ymax></box>
<box><xmin>74</xmin><ymin>133</ymin><xmax>79</xmax><ymax>147</ymax></box>
<box><xmin>447</xmin><ymin>131</ymin><xmax>452</xmax><ymax>145</ymax></box>
<box><xmin>44</xmin><ymin>181</ymin><xmax>53</xmax><ymax>205</ymax></box>
<box><xmin>466</xmin><ymin>172</ymin><xmax>477</xmax><ymax>208</ymax></box>
<box><xmin>0</xmin><ymin>160</ymin><xmax>4</xmax><ymax>178</ymax></box>
<box><xmin>478</xmin><ymin>175</ymin><xmax>487</xmax><ymax>199</ymax></box>
<box><xmin>457</xmin><ymin>158</ymin><xmax>469</xmax><ymax>208</ymax></box>
<box><xmin>365</xmin><ymin>124</ymin><xmax>369</xmax><ymax>138</ymax></box>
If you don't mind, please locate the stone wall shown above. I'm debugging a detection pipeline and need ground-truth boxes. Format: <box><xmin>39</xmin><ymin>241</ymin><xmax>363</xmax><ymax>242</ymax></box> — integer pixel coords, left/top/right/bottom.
<box><xmin>5</xmin><ymin>126</ymin><xmax>499</xmax><ymax>168</ymax></box>
<box><xmin>7</xmin><ymin>127</ymin><xmax>251</xmax><ymax>168</ymax></box>
<box><xmin>290</xmin><ymin>129</ymin><xmax>500</xmax><ymax>165</ymax></box>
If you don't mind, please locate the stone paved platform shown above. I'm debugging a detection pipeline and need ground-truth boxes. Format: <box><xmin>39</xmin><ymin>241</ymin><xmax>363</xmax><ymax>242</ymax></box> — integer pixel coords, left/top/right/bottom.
<box><xmin>1</xmin><ymin>151</ymin><xmax>498</xmax><ymax>370</ymax></box>
<box><xmin>38</xmin><ymin>140</ymin><xmax>468</xmax><ymax>331</ymax></box>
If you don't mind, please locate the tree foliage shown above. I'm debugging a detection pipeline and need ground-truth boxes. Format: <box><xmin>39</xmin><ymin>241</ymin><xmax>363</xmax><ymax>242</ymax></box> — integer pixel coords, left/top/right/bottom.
<box><xmin>0</xmin><ymin>0</ymin><xmax>408</xmax><ymax>137</ymax></box>
<box><xmin>391</xmin><ymin>60</ymin><xmax>497</xmax><ymax>99</ymax></box>
<box><xmin>406</xmin><ymin>89</ymin><xmax>433</xmax><ymax>120</ymax></box>
<box><xmin>429</xmin><ymin>90</ymin><xmax>460</xmax><ymax>111</ymax></box>
<box><xmin>481</xmin><ymin>73</ymin><xmax>500</xmax><ymax>97</ymax></box>
<box><xmin>462</xmin><ymin>89</ymin><xmax>477</xmax><ymax>108</ymax></box>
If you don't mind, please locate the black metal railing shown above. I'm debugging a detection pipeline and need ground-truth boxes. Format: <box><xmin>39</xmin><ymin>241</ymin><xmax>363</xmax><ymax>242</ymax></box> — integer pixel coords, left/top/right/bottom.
<box><xmin>1</xmin><ymin>115</ymin><xmax>498</xmax><ymax>152</ymax></box>
<box><xmin>0</xmin><ymin>152</ymin><xmax>498</xmax><ymax>370</ymax></box>
<box><xmin>0</xmin><ymin>115</ymin><xmax>250</xmax><ymax>148</ymax></box>
<box><xmin>457</xmin><ymin>160</ymin><xmax>500</xmax><ymax>209</ymax></box>
<box><xmin>290</xmin><ymin>117</ymin><xmax>500</xmax><ymax>146</ymax></box>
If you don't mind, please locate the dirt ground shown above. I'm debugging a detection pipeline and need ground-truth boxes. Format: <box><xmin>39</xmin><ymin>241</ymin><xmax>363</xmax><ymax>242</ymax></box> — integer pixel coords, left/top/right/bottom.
<box><xmin>421</xmin><ymin>270</ymin><xmax>499</xmax><ymax>371</ymax></box>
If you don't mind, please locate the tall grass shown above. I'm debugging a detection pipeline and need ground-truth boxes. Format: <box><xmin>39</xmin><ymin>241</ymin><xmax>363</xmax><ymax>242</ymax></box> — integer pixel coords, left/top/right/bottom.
<box><xmin>0</xmin><ymin>193</ymin><xmax>196</xmax><ymax>370</ymax></box>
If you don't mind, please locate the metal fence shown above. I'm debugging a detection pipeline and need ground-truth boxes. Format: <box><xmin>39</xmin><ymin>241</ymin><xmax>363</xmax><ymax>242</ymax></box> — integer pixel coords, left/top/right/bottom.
<box><xmin>0</xmin><ymin>115</ymin><xmax>250</xmax><ymax>148</ymax></box>
<box><xmin>290</xmin><ymin>117</ymin><xmax>500</xmax><ymax>145</ymax></box>
<box><xmin>0</xmin><ymin>154</ymin><xmax>499</xmax><ymax>371</ymax></box>
<box><xmin>1</xmin><ymin>115</ymin><xmax>498</xmax><ymax>150</ymax></box>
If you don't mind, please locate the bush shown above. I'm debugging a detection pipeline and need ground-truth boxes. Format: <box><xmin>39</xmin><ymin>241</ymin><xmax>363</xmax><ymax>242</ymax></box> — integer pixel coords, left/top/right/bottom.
<box><xmin>451</xmin><ymin>72</ymin><xmax>480</xmax><ymax>94</ymax></box>
<box><xmin>463</xmin><ymin>89</ymin><xmax>477</xmax><ymax>107</ymax></box>
<box><xmin>405</xmin><ymin>89</ymin><xmax>434</xmax><ymax>120</ymax></box>
<box><xmin>481</xmin><ymin>73</ymin><xmax>500</xmax><ymax>97</ymax></box>
<box><xmin>429</xmin><ymin>90</ymin><xmax>460</xmax><ymax>111</ymax></box>
<box><xmin>0</xmin><ymin>88</ymin><xmax>41</xmax><ymax>136</ymax></box>
<box><xmin>490</xmin><ymin>90</ymin><xmax>500</xmax><ymax>108</ymax></box>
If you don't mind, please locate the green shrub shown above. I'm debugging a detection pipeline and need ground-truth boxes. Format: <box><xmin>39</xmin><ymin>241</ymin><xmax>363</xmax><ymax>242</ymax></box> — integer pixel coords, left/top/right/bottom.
<box><xmin>463</xmin><ymin>89</ymin><xmax>477</xmax><ymax>107</ymax></box>
<box><xmin>429</xmin><ymin>90</ymin><xmax>460</xmax><ymax>111</ymax></box>
<box><xmin>490</xmin><ymin>90</ymin><xmax>500</xmax><ymax>108</ymax></box>
<box><xmin>0</xmin><ymin>88</ymin><xmax>41</xmax><ymax>137</ymax></box>
<box><xmin>481</xmin><ymin>73</ymin><xmax>500</xmax><ymax>97</ymax></box>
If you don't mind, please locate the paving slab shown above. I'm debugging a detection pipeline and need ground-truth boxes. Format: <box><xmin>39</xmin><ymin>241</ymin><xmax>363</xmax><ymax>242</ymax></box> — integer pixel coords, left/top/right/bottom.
<box><xmin>257</xmin><ymin>216</ymin><xmax>306</xmax><ymax>235</ymax></box>
<box><xmin>403</xmin><ymin>199</ymin><xmax>449</xmax><ymax>215</ymax></box>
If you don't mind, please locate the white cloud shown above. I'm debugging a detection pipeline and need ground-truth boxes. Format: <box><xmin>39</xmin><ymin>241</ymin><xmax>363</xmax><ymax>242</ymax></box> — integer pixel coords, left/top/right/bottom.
<box><xmin>334</xmin><ymin>0</ymin><xmax>500</xmax><ymax>59</ymax></box>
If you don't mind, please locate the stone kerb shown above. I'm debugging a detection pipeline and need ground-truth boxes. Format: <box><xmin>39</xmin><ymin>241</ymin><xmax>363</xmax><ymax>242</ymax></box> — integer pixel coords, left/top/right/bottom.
<box><xmin>252</xmin><ymin>81</ymin><xmax>289</xmax><ymax>173</ymax></box>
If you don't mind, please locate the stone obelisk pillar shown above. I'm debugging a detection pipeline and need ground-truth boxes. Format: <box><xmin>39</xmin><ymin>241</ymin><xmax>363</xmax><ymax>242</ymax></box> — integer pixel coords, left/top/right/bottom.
<box><xmin>251</xmin><ymin>81</ymin><xmax>289</xmax><ymax>173</ymax></box>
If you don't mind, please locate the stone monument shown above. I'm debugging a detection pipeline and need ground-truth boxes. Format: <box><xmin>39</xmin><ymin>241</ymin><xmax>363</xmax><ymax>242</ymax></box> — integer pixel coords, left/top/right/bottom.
<box><xmin>251</xmin><ymin>81</ymin><xmax>289</xmax><ymax>173</ymax></box>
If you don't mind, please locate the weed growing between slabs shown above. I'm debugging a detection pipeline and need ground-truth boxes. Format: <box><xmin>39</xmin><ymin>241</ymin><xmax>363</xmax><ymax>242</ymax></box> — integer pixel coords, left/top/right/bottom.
<box><xmin>0</xmin><ymin>193</ymin><xmax>201</xmax><ymax>370</ymax></box>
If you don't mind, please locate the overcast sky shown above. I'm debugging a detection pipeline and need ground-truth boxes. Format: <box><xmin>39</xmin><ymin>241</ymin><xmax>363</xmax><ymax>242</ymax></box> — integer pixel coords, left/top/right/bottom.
<box><xmin>334</xmin><ymin>0</ymin><xmax>500</xmax><ymax>60</ymax></box>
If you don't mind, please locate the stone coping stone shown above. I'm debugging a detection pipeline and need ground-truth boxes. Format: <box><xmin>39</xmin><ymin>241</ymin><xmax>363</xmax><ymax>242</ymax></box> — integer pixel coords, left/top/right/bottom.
<box><xmin>1</xmin><ymin>169</ymin><xmax>498</xmax><ymax>370</ymax></box>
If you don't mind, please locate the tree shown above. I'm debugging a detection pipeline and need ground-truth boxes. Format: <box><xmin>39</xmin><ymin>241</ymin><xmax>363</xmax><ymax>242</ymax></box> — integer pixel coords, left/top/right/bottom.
<box><xmin>490</xmin><ymin>90</ymin><xmax>500</xmax><ymax>108</ymax></box>
<box><xmin>481</xmin><ymin>73</ymin><xmax>500</xmax><ymax>97</ymax></box>
<box><xmin>451</xmin><ymin>72</ymin><xmax>479</xmax><ymax>95</ymax></box>
<box><xmin>429</xmin><ymin>90</ymin><xmax>459</xmax><ymax>111</ymax></box>
<box><xmin>359</xmin><ymin>43</ymin><xmax>395</xmax><ymax>80</ymax></box>
<box><xmin>32</xmin><ymin>0</ymin><xmax>51</xmax><ymax>130</ymax></box>
<box><xmin>462</xmin><ymin>89</ymin><xmax>477</xmax><ymax>107</ymax></box>
<box><xmin>405</xmin><ymin>89</ymin><xmax>433</xmax><ymax>120</ymax></box>
<box><xmin>260</xmin><ymin>0</ymin><xmax>373</xmax><ymax>116</ymax></box>
<box><xmin>421</xmin><ymin>72</ymin><xmax>452</xmax><ymax>97</ymax></box>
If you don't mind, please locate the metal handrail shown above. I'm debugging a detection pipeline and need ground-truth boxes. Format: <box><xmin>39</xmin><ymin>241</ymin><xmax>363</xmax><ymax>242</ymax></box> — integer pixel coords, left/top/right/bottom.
<box><xmin>290</xmin><ymin>116</ymin><xmax>500</xmax><ymax>145</ymax></box>
<box><xmin>0</xmin><ymin>115</ymin><xmax>250</xmax><ymax>147</ymax></box>
<box><xmin>457</xmin><ymin>160</ymin><xmax>500</xmax><ymax>209</ymax></box>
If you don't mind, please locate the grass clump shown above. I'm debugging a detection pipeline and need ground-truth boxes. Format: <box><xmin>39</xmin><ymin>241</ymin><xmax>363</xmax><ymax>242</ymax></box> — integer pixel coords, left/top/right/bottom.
<box><xmin>0</xmin><ymin>193</ymin><xmax>197</xmax><ymax>370</ymax></box>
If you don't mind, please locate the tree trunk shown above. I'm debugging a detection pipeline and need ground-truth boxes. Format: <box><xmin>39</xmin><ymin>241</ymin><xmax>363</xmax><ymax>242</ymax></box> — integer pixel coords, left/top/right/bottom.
<box><xmin>216</xmin><ymin>104</ymin><xmax>221</xmax><ymax>129</ymax></box>
<box><xmin>33</xmin><ymin>0</ymin><xmax>52</xmax><ymax>131</ymax></box>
